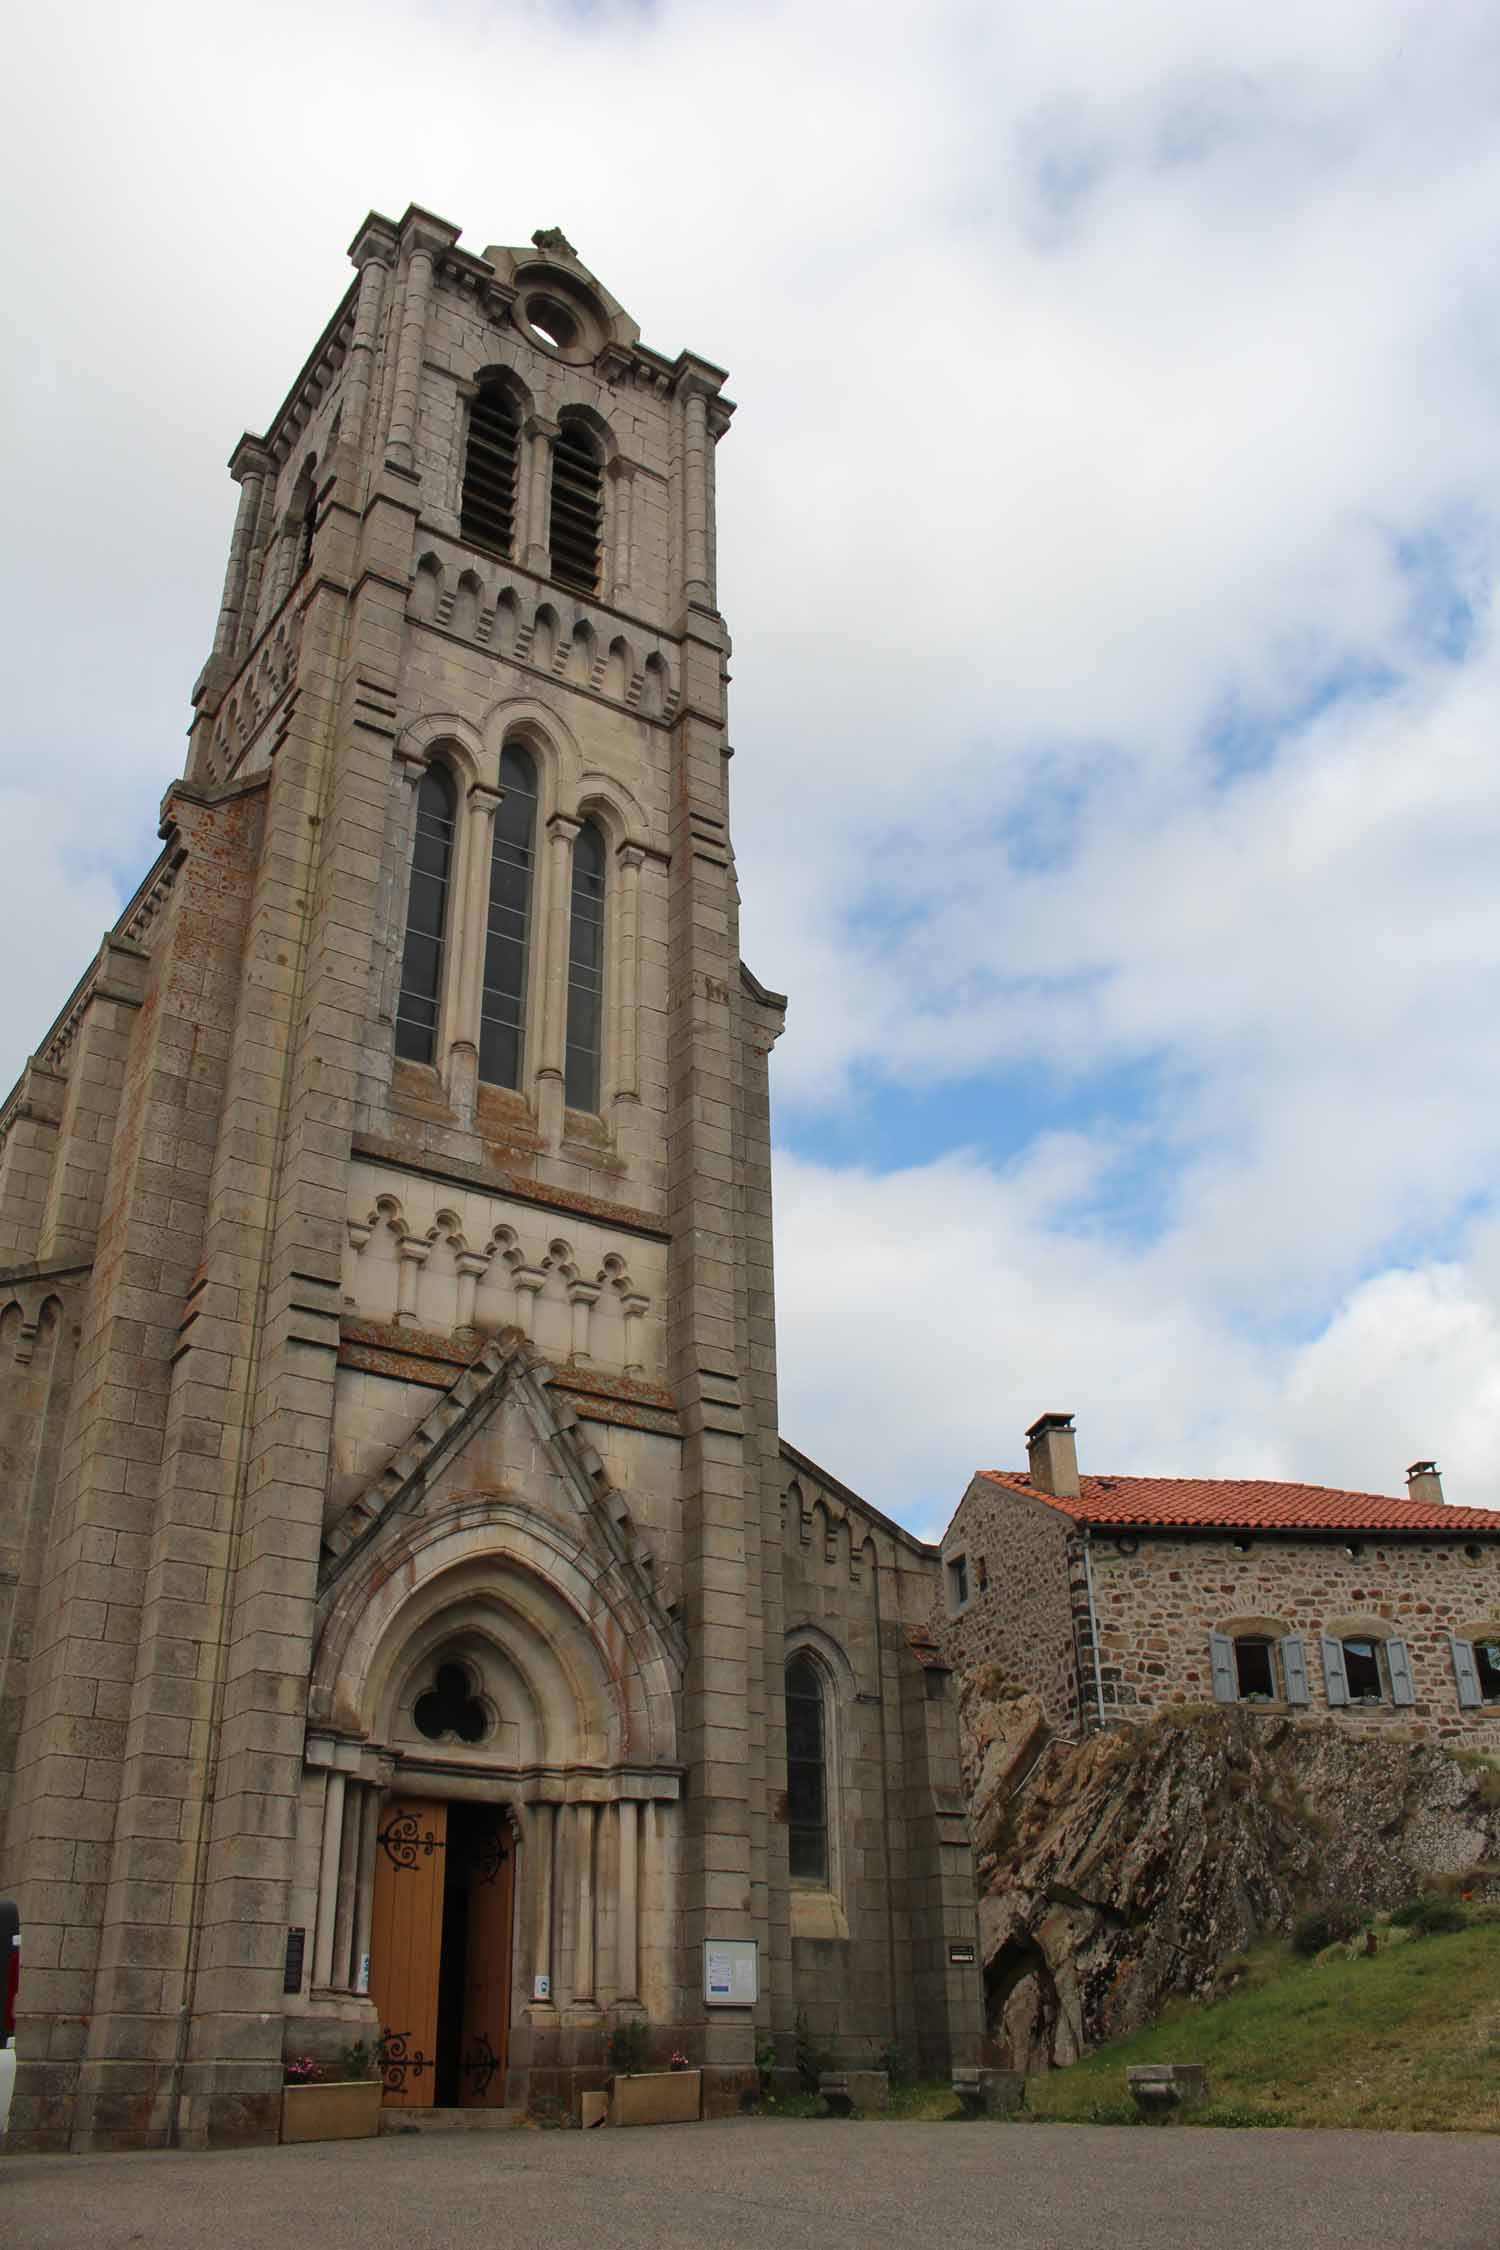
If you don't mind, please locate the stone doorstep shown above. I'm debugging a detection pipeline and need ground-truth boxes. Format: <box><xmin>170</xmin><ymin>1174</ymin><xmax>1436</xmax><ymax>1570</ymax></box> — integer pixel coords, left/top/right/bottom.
<box><xmin>378</xmin><ymin>2106</ymin><xmax>528</xmax><ymax>2133</ymax></box>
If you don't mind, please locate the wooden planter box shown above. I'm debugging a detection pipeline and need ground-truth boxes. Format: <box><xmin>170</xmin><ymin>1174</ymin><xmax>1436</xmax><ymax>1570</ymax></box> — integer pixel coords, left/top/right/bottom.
<box><xmin>607</xmin><ymin>2069</ymin><xmax>701</xmax><ymax>2127</ymax></box>
<box><xmin>281</xmin><ymin>2078</ymin><xmax>384</xmax><ymax>2144</ymax></box>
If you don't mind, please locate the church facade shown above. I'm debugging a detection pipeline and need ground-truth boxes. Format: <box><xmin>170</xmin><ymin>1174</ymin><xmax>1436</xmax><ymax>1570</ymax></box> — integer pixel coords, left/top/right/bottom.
<box><xmin>0</xmin><ymin>208</ymin><xmax>979</xmax><ymax>2150</ymax></box>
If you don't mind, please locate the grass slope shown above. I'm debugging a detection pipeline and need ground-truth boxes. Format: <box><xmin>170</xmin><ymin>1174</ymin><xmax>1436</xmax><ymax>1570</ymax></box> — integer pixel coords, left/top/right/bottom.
<box><xmin>1025</xmin><ymin>1918</ymin><xmax>1500</xmax><ymax>2132</ymax></box>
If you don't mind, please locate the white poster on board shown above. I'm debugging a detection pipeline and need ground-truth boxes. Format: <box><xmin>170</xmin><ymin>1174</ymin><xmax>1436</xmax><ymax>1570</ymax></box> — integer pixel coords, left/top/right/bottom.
<box><xmin>703</xmin><ymin>1938</ymin><xmax>758</xmax><ymax>2006</ymax></box>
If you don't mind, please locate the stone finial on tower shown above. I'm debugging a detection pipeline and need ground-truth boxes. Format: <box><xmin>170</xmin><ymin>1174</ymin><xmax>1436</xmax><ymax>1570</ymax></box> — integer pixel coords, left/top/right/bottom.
<box><xmin>1027</xmin><ymin>1412</ymin><xmax>1080</xmax><ymax>1499</ymax></box>
<box><xmin>532</xmin><ymin>226</ymin><xmax>578</xmax><ymax>258</ymax></box>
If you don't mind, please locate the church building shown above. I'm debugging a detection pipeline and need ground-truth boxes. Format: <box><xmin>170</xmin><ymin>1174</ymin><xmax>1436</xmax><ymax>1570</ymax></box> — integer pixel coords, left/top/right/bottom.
<box><xmin>0</xmin><ymin>208</ymin><xmax>979</xmax><ymax>2149</ymax></box>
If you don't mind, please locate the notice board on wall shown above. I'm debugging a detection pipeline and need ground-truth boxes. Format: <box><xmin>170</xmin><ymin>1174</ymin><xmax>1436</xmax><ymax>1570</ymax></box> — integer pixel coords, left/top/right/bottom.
<box><xmin>703</xmin><ymin>1938</ymin><xmax>759</xmax><ymax>2007</ymax></box>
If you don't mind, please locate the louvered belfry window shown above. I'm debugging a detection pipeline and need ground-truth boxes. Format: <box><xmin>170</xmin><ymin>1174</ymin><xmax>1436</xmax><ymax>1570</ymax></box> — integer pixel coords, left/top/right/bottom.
<box><xmin>564</xmin><ymin>821</ymin><xmax>606</xmax><ymax>1112</ymax></box>
<box><xmin>461</xmin><ymin>383</ymin><xmax>520</xmax><ymax>556</ymax></box>
<box><xmin>394</xmin><ymin>766</ymin><xmax>456</xmax><ymax>1064</ymax></box>
<box><xmin>549</xmin><ymin>423</ymin><xmax>602</xmax><ymax>592</ymax></box>
<box><xmin>479</xmin><ymin>744</ymin><xmax>538</xmax><ymax>1090</ymax></box>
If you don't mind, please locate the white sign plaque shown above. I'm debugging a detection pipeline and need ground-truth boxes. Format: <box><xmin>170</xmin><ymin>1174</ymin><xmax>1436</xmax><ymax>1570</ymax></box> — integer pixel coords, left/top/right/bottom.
<box><xmin>703</xmin><ymin>1938</ymin><xmax>758</xmax><ymax>2007</ymax></box>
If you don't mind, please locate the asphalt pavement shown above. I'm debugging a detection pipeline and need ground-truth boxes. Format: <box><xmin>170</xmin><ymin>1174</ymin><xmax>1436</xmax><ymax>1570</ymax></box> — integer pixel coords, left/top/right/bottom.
<box><xmin>5</xmin><ymin>2116</ymin><xmax>1499</xmax><ymax>2250</ymax></box>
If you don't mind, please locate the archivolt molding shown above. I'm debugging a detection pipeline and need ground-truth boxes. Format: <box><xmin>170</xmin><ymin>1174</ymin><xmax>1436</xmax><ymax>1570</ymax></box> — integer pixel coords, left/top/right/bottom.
<box><xmin>319</xmin><ymin>1327</ymin><xmax>684</xmax><ymax>1672</ymax></box>
<box><xmin>313</xmin><ymin>1496</ymin><xmax>680</xmax><ymax>1778</ymax></box>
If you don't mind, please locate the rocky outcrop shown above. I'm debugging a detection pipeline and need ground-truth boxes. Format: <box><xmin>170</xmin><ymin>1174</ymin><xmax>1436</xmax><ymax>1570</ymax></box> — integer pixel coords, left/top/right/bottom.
<box><xmin>959</xmin><ymin>1665</ymin><xmax>1500</xmax><ymax>2072</ymax></box>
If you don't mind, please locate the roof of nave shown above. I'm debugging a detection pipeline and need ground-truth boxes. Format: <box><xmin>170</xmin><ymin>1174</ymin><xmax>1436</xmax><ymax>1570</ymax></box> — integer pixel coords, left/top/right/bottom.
<box><xmin>974</xmin><ymin>1469</ymin><xmax>1500</xmax><ymax>1537</ymax></box>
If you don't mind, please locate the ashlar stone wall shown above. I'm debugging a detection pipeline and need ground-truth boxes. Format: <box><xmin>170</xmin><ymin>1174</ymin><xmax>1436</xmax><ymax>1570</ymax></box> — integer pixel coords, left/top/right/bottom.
<box><xmin>778</xmin><ymin>1448</ymin><xmax>981</xmax><ymax>2077</ymax></box>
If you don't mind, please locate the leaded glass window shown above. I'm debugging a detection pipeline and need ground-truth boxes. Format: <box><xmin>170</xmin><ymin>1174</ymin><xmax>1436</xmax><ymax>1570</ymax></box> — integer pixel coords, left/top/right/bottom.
<box><xmin>565</xmin><ymin>821</ymin><xmax>605</xmax><ymax>1112</ymax></box>
<box><xmin>480</xmin><ymin>745</ymin><xmax>538</xmax><ymax>1089</ymax></box>
<box><xmin>786</xmin><ymin>1653</ymin><xmax>828</xmax><ymax>1885</ymax></box>
<box><xmin>394</xmin><ymin>765</ymin><xmax>456</xmax><ymax>1064</ymax></box>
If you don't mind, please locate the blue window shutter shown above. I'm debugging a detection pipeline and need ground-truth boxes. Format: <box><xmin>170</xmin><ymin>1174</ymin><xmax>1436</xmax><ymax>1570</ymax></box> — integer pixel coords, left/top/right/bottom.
<box><xmin>1280</xmin><ymin>1635</ymin><xmax>1311</xmax><ymax>1706</ymax></box>
<box><xmin>1321</xmin><ymin>1635</ymin><xmax>1349</xmax><ymax>1707</ymax></box>
<box><xmin>1451</xmin><ymin>1638</ymin><xmax>1482</xmax><ymax>1710</ymax></box>
<box><xmin>1386</xmin><ymin>1638</ymin><xmax>1416</xmax><ymax>1706</ymax></box>
<box><xmin>1209</xmin><ymin>1632</ymin><xmax>1237</xmax><ymax>1702</ymax></box>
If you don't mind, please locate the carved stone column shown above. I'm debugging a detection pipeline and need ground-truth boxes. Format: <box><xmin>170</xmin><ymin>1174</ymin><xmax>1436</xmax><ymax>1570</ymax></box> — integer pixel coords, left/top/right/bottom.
<box><xmin>681</xmin><ymin>384</ymin><xmax>711</xmax><ymax>606</ymax></box>
<box><xmin>608</xmin><ymin>457</ymin><xmax>636</xmax><ymax>600</ymax></box>
<box><xmin>385</xmin><ymin>217</ymin><xmax>455</xmax><ymax>470</ymax></box>
<box><xmin>537</xmin><ymin>813</ymin><xmax>580</xmax><ymax>1146</ymax></box>
<box><xmin>612</xmin><ymin>843</ymin><xmax>644</xmax><ymax>1111</ymax></box>
<box><xmin>446</xmin><ymin>780</ymin><xmax>501</xmax><ymax>1126</ymax></box>
<box><xmin>312</xmin><ymin>1771</ymin><xmax>347</xmax><ymax>1991</ymax></box>
<box><xmin>342</xmin><ymin>221</ymin><xmax>396</xmax><ymax>465</ymax></box>
<box><xmin>454</xmin><ymin>1251</ymin><xmax>489</xmax><ymax>1337</ymax></box>
<box><xmin>568</xmin><ymin>1278</ymin><xmax>600</xmax><ymax>1363</ymax></box>
<box><xmin>394</xmin><ymin>1236</ymin><xmax>429</xmax><ymax>1327</ymax></box>
<box><xmin>574</xmin><ymin>1804</ymin><xmax>597</xmax><ymax>2002</ymax></box>
<box><xmin>617</xmin><ymin>1799</ymin><xmax>640</xmax><ymax>2002</ymax></box>
<box><xmin>212</xmin><ymin>440</ymin><xmax>274</xmax><ymax>668</ymax></box>
<box><xmin>523</xmin><ymin>414</ymin><xmax>560</xmax><ymax>573</ymax></box>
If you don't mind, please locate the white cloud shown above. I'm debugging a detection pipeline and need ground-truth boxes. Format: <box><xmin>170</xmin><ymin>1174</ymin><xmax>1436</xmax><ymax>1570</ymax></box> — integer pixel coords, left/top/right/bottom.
<box><xmin>773</xmin><ymin>1147</ymin><xmax>1500</xmax><ymax>1530</ymax></box>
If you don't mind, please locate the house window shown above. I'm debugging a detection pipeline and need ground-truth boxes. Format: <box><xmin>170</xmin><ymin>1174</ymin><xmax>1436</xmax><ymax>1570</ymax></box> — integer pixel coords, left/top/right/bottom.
<box><xmin>1210</xmin><ymin>1628</ymin><xmax>1310</xmax><ymax>1706</ymax></box>
<box><xmin>550</xmin><ymin>423</ymin><xmax>602</xmax><ymax>592</ymax></box>
<box><xmin>479</xmin><ymin>744</ymin><xmax>538</xmax><ymax>1090</ymax></box>
<box><xmin>564</xmin><ymin>820</ymin><xmax>606</xmax><ymax>1112</ymax></box>
<box><xmin>1477</xmin><ymin>1639</ymin><xmax>1500</xmax><ymax>1701</ymax></box>
<box><xmin>1342</xmin><ymin>1638</ymin><xmax>1384</xmax><ymax>1702</ymax></box>
<box><xmin>461</xmin><ymin>382</ymin><xmax>520</xmax><ymax>556</ymax></box>
<box><xmin>394</xmin><ymin>765</ymin><xmax>456</xmax><ymax>1064</ymax></box>
<box><xmin>1321</xmin><ymin>1630</ymin><xmax>1415</xmax><ymax>1708</ymax></box>
<box><xmin>1451</xmin><ymin>1632</ymin><xmax>1500</xmax><ymax>1709</ymax></box>
<box><xmin>946</xmin><ymin>1552</ymin><xmax>969</xmax><ymax>1614</ymax></box>
<box><xmin>785</xmin><ymin>1653</ymin><xmax>828</xmax><ymax>1884</ymax></box>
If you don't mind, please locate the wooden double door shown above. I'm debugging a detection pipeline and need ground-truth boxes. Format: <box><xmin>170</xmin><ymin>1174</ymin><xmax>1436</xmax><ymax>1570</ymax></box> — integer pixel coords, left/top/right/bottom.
<box><xmin>369</xmin><ymin>1796</ymin><xmax>515</xmax><ymax>2108</ymax></box>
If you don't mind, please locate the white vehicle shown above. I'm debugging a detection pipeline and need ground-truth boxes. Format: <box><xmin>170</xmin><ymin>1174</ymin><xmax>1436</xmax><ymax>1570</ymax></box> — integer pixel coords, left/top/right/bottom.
<box><xmin>0</xmin><ymin>1900</ymin><xmax>17</xmax><ymax>2138</ymax></box>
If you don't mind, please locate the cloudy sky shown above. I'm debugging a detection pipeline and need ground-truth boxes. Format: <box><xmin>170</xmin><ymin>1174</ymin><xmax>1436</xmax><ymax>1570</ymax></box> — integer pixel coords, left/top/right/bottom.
<box><xmin>6</xmin><ymin>0</ymin><xmax>1500</xmax><ymax>1533</ymax></box>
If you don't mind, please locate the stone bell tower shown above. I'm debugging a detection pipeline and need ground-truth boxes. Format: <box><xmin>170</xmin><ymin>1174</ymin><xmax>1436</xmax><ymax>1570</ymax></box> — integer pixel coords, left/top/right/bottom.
<box><xmin>0</xmin><ymin>205</ymin><xmax>796</xmax><ymax>2147</ymax></box>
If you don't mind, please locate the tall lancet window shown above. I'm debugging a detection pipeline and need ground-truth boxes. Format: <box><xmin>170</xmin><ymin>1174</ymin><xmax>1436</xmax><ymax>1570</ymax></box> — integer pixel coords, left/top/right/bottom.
<box><xmin>785</xmin><ymin>1654</ymin><xmax>828</xmax><ymax>1884</ymax></box>
<box><xmin>394</xmin><ymin>766</ymin><xmax>456</xmax><ymax>1064</ymax></box>
<box><xmin>564</xmin><ymin>822</ymin><xmax>606</xmax><ymax>1113</ymax></box>
<box><xmin>461</xmin><ymin>382</ymin><xmax>520</xmax><ymax>556</ymax></box>
<box><xmin>550</xmin><ymin>423</ymin><xmax>602</xmax><ymax>593</ymax></box>
<box><xmin>480</xmin><ymin>744</ymin><xmax>538</xmax><ymax>1089</ymax></box>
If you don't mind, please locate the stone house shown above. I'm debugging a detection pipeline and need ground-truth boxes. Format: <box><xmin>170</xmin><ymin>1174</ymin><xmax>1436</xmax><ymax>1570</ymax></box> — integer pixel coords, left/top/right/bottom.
<box><xmin>0</xmin><ymin>206</ymin><xmax>979</xmax><ymax>2151</ymax></box>
<box><xmin>938</xmin><ymin>1413</ymin><xmax>1500</xmax><ymax>1749</ymax></box>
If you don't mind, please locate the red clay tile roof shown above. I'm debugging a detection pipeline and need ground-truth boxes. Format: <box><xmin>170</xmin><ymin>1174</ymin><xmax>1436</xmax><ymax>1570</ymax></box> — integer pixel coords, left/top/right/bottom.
<box><xmin>976</xmin><ymin>1469</ymin><xmax>1500</xmax><ymax>1535</ymax></box>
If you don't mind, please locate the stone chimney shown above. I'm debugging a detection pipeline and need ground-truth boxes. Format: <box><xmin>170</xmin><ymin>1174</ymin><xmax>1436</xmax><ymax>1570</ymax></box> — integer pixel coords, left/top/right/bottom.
<box><xmin>1406</xmin><ymin>1459</ymin><xmax>1445</xmax><ymax>1507</ymax></box>
<box><xmin>1027</xmin><ymin>1412</ymin><xmax>1080</xmax><ymax>1500</ymax></box>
